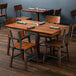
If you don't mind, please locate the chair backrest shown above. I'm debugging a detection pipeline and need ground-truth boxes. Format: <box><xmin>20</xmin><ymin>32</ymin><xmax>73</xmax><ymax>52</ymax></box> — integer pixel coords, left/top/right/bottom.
<box><xmin>5</xmin><ymin>17</ymin><xmax>16</xmax><ymax>24</ymax></box>
<box><xmin>0</xmin><ymin>3</ymin><xmax>7</xmax><ymax>14</ymax></box>
<box><xmin>14</xmin><ymin>4</ymin><xmax>22</xmax><ymax>17</ymax></box>
<box><xmin>46</xmin><ymin>15</ymin><xmax>60</xmax><ymax>24</ymax></box>
<box><xmin>61</xmin><ymin>27</ymin><xmax>70</xmax><ymax>47</ymax></box>
<box><xmin>5</xmin><ymin>17</ymin><xmax>19</xmax><ymax>39</ymax></box>
<box><xmin>5</xmin><ymin>17</ymin><xmax>25</xmax><ymax>40</ymax></box>
<box><xmin>71</xmin><ymin>10</ymin><xmax>76</xmax><ymax>24</ymax></box>
<box><xmin>9</xmin><ymin>30</ymin><xmax>22</xmax><ymax>49</ymax></box>
<box><xmin>71</xmin><ymin>10</ymin><xmax>76</xmax><ymax>16</ymax></box>
<box><xmin>54</xmin><ymin>9</ymin><xmax>61</xmax><ymax>16</ymax></box>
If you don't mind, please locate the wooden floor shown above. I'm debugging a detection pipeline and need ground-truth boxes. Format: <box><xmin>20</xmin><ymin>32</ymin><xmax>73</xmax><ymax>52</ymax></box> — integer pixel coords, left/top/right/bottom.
<box><xmin>0</xmin><ymin>27</ymin><xmax>76</xmax><ymax>76</ymax></box>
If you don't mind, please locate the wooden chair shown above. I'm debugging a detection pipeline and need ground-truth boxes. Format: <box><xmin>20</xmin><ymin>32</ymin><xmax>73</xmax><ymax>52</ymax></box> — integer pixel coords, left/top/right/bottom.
<box><xmin>42</xmin><ymin>29</ymin><xmax>70</xmax><ymax>65</ymax></box>
<box><xmin>46</xmin><ymin>15</ymin><xmax>60</xmax><ymax>24</ymax></box>
<box><xmin>14</xmin><ymin>4</ymin><xmax>31</xmax><ymax>20</ymax></box>
<box><xmin>70</xmin><ymin>10</ymin><xmax>76</xmax><ymax>40</ymax></box>
<box><xmin>9</xmin><ymin>30</ymin><xmax>38</xmax><ymax>71</ymax></box>
<box><xmin>0</xmin><ymin>3</ymin><xmax>7</xmax><ymax>18</ymax></box>
<box><xmin>5</xmin><ymin>17</ymin><xmax>31</xmax><ymax>55</ymax></box>
<box><xmin>54</xmin><ymin>9</ymin><xmax>61</xmax><ymax>16</ymax></box>
<box><xmin>40</xmin><ymin>15</ymin><xmax>60</xmax><ymax>42</ymax></box>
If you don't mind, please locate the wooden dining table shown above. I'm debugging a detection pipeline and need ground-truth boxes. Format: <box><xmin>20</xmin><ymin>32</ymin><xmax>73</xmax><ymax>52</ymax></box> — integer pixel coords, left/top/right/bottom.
<box><xmin>22</xmin><ymin>8</ymin><xmax>51</xmax><ymax>21</ymax></box>
<box><xmin>5</xmin><ymin>19</ymin><xmax>69</xmax><ymax>54</ymax></box>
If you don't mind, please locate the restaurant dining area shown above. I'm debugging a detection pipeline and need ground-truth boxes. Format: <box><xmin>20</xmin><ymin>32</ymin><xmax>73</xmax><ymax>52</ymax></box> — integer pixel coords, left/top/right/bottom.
<box><xmin>0</xmin><ymin>0</ymin><xmax>76</xmax><ymax>76</ymax></box>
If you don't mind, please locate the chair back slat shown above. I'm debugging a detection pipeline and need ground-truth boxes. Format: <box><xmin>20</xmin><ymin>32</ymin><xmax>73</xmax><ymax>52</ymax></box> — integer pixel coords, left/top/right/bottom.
<box><xmin>14</xmin><ymin>4</ymin><xmax>22</xmax><ymax>17</ymax></box>
<box><xmin>54</xmin><ymin>9</ymin><xmax>61</xmax><ymax>16</ymax></box>
<box><xmin>14</xmin><ymin>4</ymin><xmax>22</xmax><ymax>11</ymax></box>
<box><xmin>46</xmin><ymin>15</ymin><xmax>60</xmax><ymax>24</ymax></box>
<box><xmin>0</xmin><ymin>3</ymin><xmax>7</xmax><ymax>14</ymax></box>
<box><xmin>0</xmin><ymin>3</ymin><xmax>7</xmax><ymax>9</ymax></box>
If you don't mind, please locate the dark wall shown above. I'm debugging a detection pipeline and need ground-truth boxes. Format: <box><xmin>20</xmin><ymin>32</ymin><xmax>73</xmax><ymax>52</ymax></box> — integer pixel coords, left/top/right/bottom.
<box><xmin>2</xmin><ymin>0</ymin><xmax>76</xmax><ymax>24</ymax></box>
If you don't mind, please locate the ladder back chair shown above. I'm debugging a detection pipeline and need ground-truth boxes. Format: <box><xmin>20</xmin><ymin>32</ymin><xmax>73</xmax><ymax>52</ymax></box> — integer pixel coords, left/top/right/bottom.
<box><xmin>0</xmin><ymin>3</ymin><xmax>7</xmax><ymax>18</ymax></box>
<box><xmin>5</xmin><ymin>17</ymin><xmax>31</xmax><ymax>55</ymax></box>
<box><xmin>14</xmin><ymin>4</ymin><xmax>31</xmax><ymax>20</ymax></box>
<box><xmin>9</xmin><ymin>30</ymin><xmax>38</xmax><ymax>71</ymax></box>
<box><xmin>70</xmin><ymin>10</ymin><xmax>76</xmax><ymax>40</ymax></box>
<box><xmin>42</xmin><ymin>29</ymin><xmax>70</xmax><ymax>65</ymax></box>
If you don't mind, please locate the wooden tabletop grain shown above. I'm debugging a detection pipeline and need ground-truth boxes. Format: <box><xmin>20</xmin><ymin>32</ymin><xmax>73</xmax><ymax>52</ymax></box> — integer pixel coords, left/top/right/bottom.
<box><xmin>5</xmin><ymin>20</ymin><xmax>69</xmax><ymax>36</ymax></box>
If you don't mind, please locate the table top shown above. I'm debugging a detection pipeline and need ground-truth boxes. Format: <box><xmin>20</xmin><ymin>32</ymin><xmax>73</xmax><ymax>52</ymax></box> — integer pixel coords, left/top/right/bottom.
<box><xmin>22</xmin><ymin>8</ymin><xmax>51</xmax><ymax>13</ymax></box>
<box><xmin>5</xmin><ymin>20</ymin><xmax>69</xmax><ymax>36</ymax></box>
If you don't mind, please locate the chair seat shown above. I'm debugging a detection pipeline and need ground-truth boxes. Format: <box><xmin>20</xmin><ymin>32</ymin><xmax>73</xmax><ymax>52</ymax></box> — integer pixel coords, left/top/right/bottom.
<box><xmin>14</xmin><ymin>42</ymin><xmax>35</xmax><ymax>50</ymax></box>
<box><xmin>45</xmin><ymin>40</ymin><xmax>67</xmax><ymax>47</ymax></box>
<box><xmin>0</xmin><ymin>13</ymin><xmax>6</xmax><ymax>17</ymax></box>
<box><xmin>16</xmin><ymin>16</ymin><xmax>31</xmax><ymax>20</ymax></box>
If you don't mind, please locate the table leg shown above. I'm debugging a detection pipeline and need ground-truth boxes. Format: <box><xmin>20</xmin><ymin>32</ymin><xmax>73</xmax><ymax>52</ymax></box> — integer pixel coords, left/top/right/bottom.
<box><xmin>35</xmin><ymin>33</ymin><xmax>40</xmax><ymax>55</ymax></box>
<box><xmin>36</xmin><ymin>12</ymin><xmax>39</xmax><ymax>21</ymax></box>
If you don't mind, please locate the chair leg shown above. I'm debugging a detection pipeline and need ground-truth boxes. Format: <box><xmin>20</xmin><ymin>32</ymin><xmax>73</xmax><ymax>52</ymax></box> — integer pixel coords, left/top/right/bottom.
<box><xmin>43</xmin><ymin>45</ymin><xmax>47</xmax><ymax>64</ymax></box>
<box><xmin>45</xmin><ymin>37</ymin><xmax>48</xmax><ymax>42</ymax></box>
<box><xmin>21</xmin><ymin>51</ymin><xmax>24</xmax><ymax>60</ymax></box>
<box><xmin>49</xmin><ymin>38</ymin><xmax>52</xmax><ymax>55</ymax></box>
<box><xmin>66</xmin><ymin>45</ymin><xmax>70</xmax><ymax>62</ymax></box>
<box><xmin>7</xmin><ymin>37</ymin><xmax>11</xmax><ymax>55</ymax></box>
<box><xmin>25</xmin><ymin>63</ymin><xmax>28</xmax><ymax>71</ymax></box>
<box><xmin>57</xmin><ymin>48</ymin><xmax>61</xmax><ymax>66</ymax></box>
<box><xmin>53</xmin><ymin>47</ymin><xmax>56</xmax><ymax>55</ymax></box>
<box><xmin>70</xmin><ymin>26</ymin><xmax>74</xmax><ymax>40</ymax></box>
<box><xmin>10</xmin><ymin>48</ymin><xmax>14</xmax><ymax>67</ymax></box>
<box><xmin>34</xmin><ymin>47</ymin><xmax>38</xmax><ymax>64</ymax></box>
<box><xmin>17</xmin><ymin>40</ymin><xmax>24</xmax><ymax>60</ymax></box>
<box><xmin>24</xmin><ymin>53</ymin><xmax>28</xmax><ymax>71</ymax></box>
